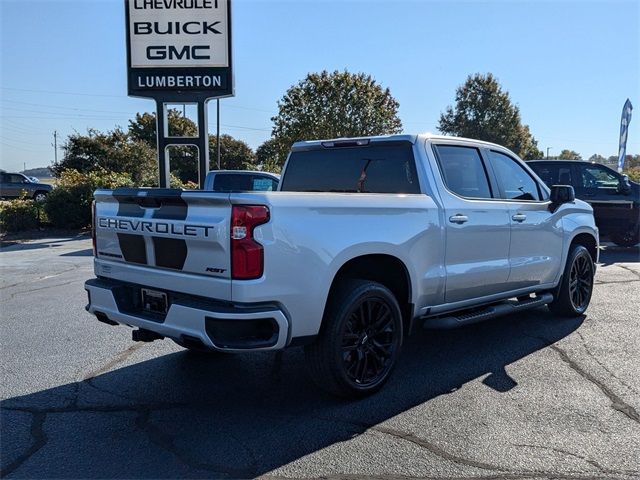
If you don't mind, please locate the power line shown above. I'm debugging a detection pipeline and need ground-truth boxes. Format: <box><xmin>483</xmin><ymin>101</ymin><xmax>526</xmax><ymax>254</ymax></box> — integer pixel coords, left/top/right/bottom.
<box><xmin>1</xmin><ymin>86</ymin><xmax>124</xmax><ymax>98</ymax></box>
<box><xmin>1</xmin><ymin>87</ymin><xmax>276</xmax><ymax>113</ymax></box>
<box><xmin>0</xmin><ymin>135</ymin><xmax>50</xmax><ymax>147</ymax></box>
<box><xmin>1</xmin><ymin>99</ymin><xmax>137</xmax><ymax>115</ymax></box>
<box><xmin>0</xmin><ymin>141</ymin><xmax>48</xmax><ymax>153</ymax></box>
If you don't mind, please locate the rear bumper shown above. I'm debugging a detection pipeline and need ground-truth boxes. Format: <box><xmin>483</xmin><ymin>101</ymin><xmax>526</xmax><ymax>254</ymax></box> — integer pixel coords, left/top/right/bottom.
<box><xmin>84</xmin><ymin>278</ymin><xmax>290</xmax><ymax>352</ymax></box>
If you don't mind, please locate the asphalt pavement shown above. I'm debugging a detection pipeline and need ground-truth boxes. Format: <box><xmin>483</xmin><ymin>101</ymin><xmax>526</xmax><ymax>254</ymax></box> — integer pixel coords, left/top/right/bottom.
<box><xmin>1</xmin><ymin>235</ymin><xmax>639</xmax><ymax>479</ymax></box>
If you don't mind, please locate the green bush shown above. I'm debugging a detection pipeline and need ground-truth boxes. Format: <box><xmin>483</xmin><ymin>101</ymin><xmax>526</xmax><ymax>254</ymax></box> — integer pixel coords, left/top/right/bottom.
<box><xmin>0</xmin><ymin>198</ymin><xmax>40</xmax><ymax>232</ymax></box>
<box><xmin>44</xmin><ymin>168</ymin><xmax>134</xmax><ymax>229</ymax></box>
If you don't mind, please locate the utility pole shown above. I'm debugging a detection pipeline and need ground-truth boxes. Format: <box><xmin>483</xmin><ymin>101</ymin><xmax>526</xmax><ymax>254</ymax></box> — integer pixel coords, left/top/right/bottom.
<box><xmin>216</xmin><ymin>99</ymin><xmax>221</xmax><ymax>170</ymax></box>
<box><xmin>546</xmin><ymin>147</ymin><xmax>552</xmax><ymax>160</ymax></box>
<box><xmin>52</xmin><ymin>131</ymin><xmax>58</xmax><ymax>163</ymax></box>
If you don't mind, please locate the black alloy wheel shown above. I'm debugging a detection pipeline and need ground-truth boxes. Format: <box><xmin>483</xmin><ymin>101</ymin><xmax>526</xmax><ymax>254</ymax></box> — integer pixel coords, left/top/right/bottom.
<box><xmin>568</xmin><ymin>252</ymin><xmax>594</xmax><ymax>313</ymax></box>
<box><xmin>305</xmin><ymin>279</ymin><xmax>403</xmax><ymax>397</ymax></box>
<box><xmin>341</xmin><ymin>297</ymin><xmax>398</xmax><ymax>387</ymax></box>
<box><xmin>548</xmin><ymin>244</ymin><xmax>595</xmax><ymax>317</ymax></box>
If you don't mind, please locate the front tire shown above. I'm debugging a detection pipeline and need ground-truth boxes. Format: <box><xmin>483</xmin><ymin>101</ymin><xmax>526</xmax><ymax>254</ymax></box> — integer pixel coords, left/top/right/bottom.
<box><xmin>33</xmin><ymin>191</ymin><xmax>48</xmax><ymax>202</ymax></box>
<box><xmin>305</xmin><ymin>280</ymin><xmax>403</xmax><ymax>398</ymax></box>
<box><xmin>548</xmin><ymin>244</ymin><xmax>595</xmax><ymax>317</ymax></box>
<box><xmin>611</xmin><ymin>228</ymin><xmax>639</xmax><ymax>247</ymax></box>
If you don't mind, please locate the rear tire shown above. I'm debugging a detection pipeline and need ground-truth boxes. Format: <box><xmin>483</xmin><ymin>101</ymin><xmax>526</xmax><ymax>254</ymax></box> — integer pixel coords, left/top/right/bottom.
<box><xmin>548</xmin><ymin>244</ymin><xmax>595</xmax><ymax>317</ymax></box>
<box><xmin>305</xmin><ymin>279</ymin><xmax>403</xmax><ymax>398</ymax></box>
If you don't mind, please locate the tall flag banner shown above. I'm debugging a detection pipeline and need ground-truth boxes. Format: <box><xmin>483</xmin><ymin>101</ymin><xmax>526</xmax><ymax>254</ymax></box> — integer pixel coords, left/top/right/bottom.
<box><xmin>618</xmin><ymin>99</ymin><xmax>633</xmax><ymax>172</ymax></box>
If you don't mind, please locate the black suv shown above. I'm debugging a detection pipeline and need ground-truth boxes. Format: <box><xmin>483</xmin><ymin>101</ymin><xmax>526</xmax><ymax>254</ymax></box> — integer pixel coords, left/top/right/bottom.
<box><xmin>528</xmin><ymin>161</ymin><xmax>640</xmax><ymax>246</ymax></box>
<box><xmin>0</xmin><ymin>172</ymin><xmax>53</xmax><ymax>202</ymax></box>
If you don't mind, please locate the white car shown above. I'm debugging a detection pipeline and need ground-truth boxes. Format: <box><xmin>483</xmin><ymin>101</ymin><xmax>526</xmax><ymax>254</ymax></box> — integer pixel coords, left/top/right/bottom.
<box><xmin>85</xmin><ymin>134</ymin><xmax>598</xmax><ymax>397</ymax></box>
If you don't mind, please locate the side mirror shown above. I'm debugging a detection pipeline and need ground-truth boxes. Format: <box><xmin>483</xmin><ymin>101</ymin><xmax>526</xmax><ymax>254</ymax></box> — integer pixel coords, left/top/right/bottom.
<box><xmin>617</xmin><ymin>175</ymin><xmax>632</xmax><ymax>194</ymax></box>
<box><xmin>549</xmin><ymin>185</ymin><xmax>575</xmax><ymax>211</ymax></box>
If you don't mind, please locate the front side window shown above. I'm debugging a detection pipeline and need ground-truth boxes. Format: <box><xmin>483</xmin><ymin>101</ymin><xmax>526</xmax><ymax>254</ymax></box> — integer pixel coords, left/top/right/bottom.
<box><xmin>579</xmin><ymin>165</ymin><xmax>620</xmax><ymax>190</ymax></box>
<box><xmin>488</xmin><ymin>151</ymin><xmax>540</xmax><ymax>201</ymax></box>
<box><xmin>8</xmin><ymin>174</ymin><xmax>27</xmax><ymax>184</ymax></box>
<box><xmin>433</xmin><ymin>145</ymin><xmax>492</xmax><ymax>199</ymax></box>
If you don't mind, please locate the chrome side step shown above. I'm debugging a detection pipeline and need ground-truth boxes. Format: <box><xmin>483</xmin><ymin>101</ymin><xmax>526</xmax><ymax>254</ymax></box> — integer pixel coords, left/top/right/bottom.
<box><xmin>423</xmin><ymin>293</ymin><xmax>554</xmax><ymax>330</ymax></box>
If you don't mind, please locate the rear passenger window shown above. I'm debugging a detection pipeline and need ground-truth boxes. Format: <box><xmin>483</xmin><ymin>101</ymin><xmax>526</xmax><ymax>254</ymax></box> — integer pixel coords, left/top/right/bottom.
<box><xmin>488</xmin><ymin>151</ymin><xmax>541</xmax><ymax>201</ymax></box>
<box><xmin>433</xmin><ymin>145</ymin><xmax>492</xmax><ymax>199</ymax></box>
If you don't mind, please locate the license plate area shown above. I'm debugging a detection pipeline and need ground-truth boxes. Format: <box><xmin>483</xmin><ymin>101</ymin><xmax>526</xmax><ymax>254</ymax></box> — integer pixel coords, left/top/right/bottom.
<box><xmin>141</xmin><ymin>288</ymin><xmax>168</xmax><ymax>315</ymax></box>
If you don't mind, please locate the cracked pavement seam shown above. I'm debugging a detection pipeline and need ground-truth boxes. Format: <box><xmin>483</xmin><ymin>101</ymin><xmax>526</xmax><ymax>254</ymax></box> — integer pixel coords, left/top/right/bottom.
<box><xmin>0</xmin><ymin>411</ymin><xmax>47</xmax><ymax>477</ymax></box>
<box><xmin>575</xmin><ymin>331</ymin><xmax>639</xmax><ymax>396</ymax></box>
<box><xmin>134</xmin><ymin>409</ymin><xmax>258</xmax><ymax>479</ymax></box>
<box><xmin>372</xmin><ymin>426</ymin><xmax>506</xmax><ymax>472</ymax></box>
<box><xmin>0</xmin><ymin>343</ymin><xmax>148</xmax><ymax>477</ymax></box>
<box><xmin>513</xmin><ymin>443</ymin><xmax>637</xmax><ymax>476</ymax></box>
<box><xmin>547</xmin><ymin>343</ymin><xmax>640</xmax><ymax>424</ymax></box>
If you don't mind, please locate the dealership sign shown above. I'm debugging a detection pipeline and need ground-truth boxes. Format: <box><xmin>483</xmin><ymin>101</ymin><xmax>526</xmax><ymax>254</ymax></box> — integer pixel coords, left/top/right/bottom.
<box><xmin>125</xmin><ymin>0</ymin><xmax>233</xmax><ymax>98</ymax></box>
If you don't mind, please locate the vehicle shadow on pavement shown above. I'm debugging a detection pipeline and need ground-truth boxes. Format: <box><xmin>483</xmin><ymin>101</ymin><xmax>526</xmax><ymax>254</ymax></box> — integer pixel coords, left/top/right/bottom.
<box><xmin>599</xmin><ymin>245</ymin><xmax>640</xmax><ymax>266</ymax></box>
<box><xmin>1</xmin><ymin>309</ymin><xmax>583</xmax><ymax>478</ymax></box>
<box><xmin>0</xmin><ymin>236</ymin><xmax>88</xmax><ymax>253</ymax></box>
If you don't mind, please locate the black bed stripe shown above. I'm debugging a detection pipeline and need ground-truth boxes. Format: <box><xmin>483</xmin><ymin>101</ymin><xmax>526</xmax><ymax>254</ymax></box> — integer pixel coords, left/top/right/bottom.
<box><xmin>152</xmin><ymin>237</ymin><xmax>187</xmax><ymax>270</ymax></box>
<box><xmin>117</xmin><ymin>233</ymin><xmax>147</xmax><ymax>264</ymax></box>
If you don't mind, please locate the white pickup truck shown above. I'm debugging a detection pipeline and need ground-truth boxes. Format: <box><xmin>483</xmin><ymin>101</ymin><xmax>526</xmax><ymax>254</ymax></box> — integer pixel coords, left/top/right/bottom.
<box><xmin>85</xmin><ymin>134</ymin><xmax>598</xmax><ymax>397</ymax></box>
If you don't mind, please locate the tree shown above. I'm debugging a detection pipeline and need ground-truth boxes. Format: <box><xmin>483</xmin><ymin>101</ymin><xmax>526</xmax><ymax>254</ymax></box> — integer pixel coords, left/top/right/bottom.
<box><xmin>208</xmin><ymin>134</ymin><xmax>256</xmax><ymax>171</ymax></box>
<box><xmin>128</xmin><ymin>110</ymin><xmax>199</xmax><ymax>182</ymax></box>
<box><xmin>557</xmin><ymin>149</ymin><xmax>582</xmax><ymax>160</ymax></box>
<box><xmin>271</xmin><ymin>70</ymin><xmax>403</xmax><ymax>163</ymax></box>
<box><xmin>588</xmin><ymin>154</ymin><xmax>606</xmax><ymax>163</ymax></box>
<box><xmin>54</xmin><ymin>112</ymin><xmax>256</xmax><ymax>185</ymax></box>
<box><xmin>54</xmin><ymin>128</ymin><xmax>157</xmax><ymax>184</ymax></box>
<box><xmin>256</xmin><ymin>138</ymin><xmax>282</xmax><ymax>173</ymax></box>
<box><xmin>438</xmin><ymin>73</ymin><xmax>543</xmax><ymax>160</ymax></box>
<box><xmin>128</xmin><ymin>110</ymin><xmax>198</xmax><ymax>148</ymax></box>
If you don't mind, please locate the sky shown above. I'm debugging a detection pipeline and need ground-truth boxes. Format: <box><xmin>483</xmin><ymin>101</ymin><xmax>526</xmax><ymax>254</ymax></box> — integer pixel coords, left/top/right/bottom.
<box><xmin>1</xmin><ymin>0</ymin><xmax>639</xmax><ymax>172</ymax></box>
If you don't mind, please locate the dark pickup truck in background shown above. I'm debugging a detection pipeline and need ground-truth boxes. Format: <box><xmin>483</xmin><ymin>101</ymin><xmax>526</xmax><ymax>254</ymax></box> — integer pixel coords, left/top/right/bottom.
<box><xmin>529</xmin><ymin>161</ymin><xmax>640</xmax><ymax>246</ymax></box>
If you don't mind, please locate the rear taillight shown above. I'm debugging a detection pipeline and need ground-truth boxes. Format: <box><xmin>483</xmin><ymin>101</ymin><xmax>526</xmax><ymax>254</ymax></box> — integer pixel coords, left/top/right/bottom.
<box><xmin>231</xmin><ymin>205</ymin><xmax>270</xmax><ymax>280</ymax></box>
<box><xmin>91</xmin><ymin>200</ymin><xmax>97</xmax><ymax>256</ymax></box>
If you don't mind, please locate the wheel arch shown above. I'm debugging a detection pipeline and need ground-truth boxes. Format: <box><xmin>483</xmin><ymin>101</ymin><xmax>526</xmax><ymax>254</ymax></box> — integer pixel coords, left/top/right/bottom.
<box><xmin>323</xmin><ymin>254</ymin><xmax>414</xmax><ymax>335</ymax></box>
<box><xmin>570</xmin><ymin>232</ymin><xmax>598</xmax><ymax>263</ymax></box>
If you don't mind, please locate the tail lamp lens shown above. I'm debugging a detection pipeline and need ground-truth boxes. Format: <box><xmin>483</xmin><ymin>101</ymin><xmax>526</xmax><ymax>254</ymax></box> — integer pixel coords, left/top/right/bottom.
<box><xmin>231</xmin><ymin>205</ymin><xmax>270</xmax><ymax>280</ymax></box>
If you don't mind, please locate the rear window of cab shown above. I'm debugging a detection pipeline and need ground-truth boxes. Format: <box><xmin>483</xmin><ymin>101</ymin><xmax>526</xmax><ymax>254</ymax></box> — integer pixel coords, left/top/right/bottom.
<box><xmin>281</xmin><ymin>144</ymin><xmax>420</xmax><ymax>194</ymax></box>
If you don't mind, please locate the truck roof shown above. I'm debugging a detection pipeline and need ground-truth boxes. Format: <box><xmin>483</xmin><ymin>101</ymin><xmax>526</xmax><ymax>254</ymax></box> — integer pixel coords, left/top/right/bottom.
<box><xmin>291</xmin><ymin>133</ymin><xmax>516</xmax><ymax>151</ymax></box>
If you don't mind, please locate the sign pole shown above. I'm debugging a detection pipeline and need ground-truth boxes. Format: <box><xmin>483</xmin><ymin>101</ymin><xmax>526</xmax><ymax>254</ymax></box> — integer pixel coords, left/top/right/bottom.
<box><xmin>197</xmin><ymin>99</ymin><xmax>210</xmax><ymax>189</ymax></box>
<box><xmin>155</xmin><ymin>100</ymin><xmax>170</xmax><ymax>188</ymax></box>
<box><xmin>217</xmin><ymin>99</ymin><xmax>221</xmax><ymax>170</ymax></box>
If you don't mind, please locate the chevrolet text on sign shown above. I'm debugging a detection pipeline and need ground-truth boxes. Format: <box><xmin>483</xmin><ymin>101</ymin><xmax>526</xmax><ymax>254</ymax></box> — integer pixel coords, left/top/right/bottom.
<box><xmin>125</xmin><ymin>0</ymin><xmax>233</xmax><ymax>98</ymax></box>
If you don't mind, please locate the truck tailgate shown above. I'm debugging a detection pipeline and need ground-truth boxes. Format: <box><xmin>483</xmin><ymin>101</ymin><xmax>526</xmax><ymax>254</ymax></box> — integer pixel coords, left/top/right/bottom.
<box><xmin>93</xmin><ymin>188</ymin><xmax>232</xmax><ymax>300</ymax></box>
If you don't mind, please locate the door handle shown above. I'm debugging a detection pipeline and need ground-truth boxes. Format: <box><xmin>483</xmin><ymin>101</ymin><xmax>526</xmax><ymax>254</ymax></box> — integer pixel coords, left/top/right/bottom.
<box><xmin>512</xmin><ymin>213</ymin><xmax>527</xmax><ymax>223</ymax></box>
<box><xmin>449</xmin><ymin>214</ymin><xmax>469</xmax><ymax>224</ymax></box>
